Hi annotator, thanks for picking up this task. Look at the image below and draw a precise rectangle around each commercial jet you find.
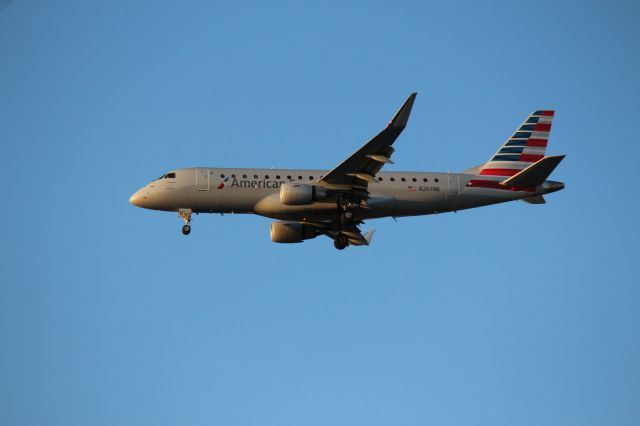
[129,93,565,249]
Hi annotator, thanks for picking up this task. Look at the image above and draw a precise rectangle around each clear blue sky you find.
[1,1,639,425]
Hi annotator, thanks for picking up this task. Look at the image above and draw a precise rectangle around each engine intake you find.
[279,182,326,206]
[270,221,318,243]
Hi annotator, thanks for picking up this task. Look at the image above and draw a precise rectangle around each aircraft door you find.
[447,173,460,199]
[195,168,210,191]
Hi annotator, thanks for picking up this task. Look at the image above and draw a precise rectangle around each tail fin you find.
[478,110,555,177]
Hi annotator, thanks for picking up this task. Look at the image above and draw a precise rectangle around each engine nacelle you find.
[270,221,318,243]
[279,182,326,206]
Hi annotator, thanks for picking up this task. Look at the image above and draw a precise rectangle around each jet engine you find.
[279,182,326,206]
[270,221,318,243]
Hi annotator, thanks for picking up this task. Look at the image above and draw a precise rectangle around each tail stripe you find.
[514,131,532,138]
[473,110,555,188]
[499,147,524,154]
[520,154,544,162]
[493,154,521,161]
[527,139,547,147]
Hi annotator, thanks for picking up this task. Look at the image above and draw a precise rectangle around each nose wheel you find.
[178,208,193,236]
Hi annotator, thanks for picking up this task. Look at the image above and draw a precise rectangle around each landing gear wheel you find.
[178,208,193,235]
[334,234,348,250]
[340,210,353,225]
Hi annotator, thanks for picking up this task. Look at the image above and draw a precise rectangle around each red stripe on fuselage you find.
[479,168,521,176]
[467,179,535,192]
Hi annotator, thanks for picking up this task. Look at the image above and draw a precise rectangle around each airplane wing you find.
[319,93,417,191]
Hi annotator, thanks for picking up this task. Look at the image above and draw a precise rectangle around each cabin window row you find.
[218,173,318,180]
[215,173,438,183]
[378,176,439,183]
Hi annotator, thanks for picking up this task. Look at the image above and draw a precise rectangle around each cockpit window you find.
[155,172,176,181]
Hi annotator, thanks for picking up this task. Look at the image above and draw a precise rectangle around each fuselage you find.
[129,167,564,221]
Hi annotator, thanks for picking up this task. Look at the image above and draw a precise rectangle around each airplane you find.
[129,93,565,250]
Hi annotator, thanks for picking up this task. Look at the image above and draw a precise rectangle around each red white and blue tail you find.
[478,110,555,177]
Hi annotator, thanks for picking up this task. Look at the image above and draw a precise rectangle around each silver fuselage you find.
[129,167,563,220]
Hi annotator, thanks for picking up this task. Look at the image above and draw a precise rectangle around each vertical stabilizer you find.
[478,110,555,177]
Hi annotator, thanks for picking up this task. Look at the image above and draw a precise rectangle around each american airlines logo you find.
[219,178,285,190]
[217,176,230,189]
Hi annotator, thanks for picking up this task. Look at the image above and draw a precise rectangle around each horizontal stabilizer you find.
[501,155,565,187]
[522,195,546,204]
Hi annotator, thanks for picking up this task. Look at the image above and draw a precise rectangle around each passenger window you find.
[287,175,291,180]
[220,174,225,178]
[423,178,428,182]
[309,176,314,180]
[412,177,416,182]
[401,177,406,182]
[298,176,303,180]
[390,177,395,182]
[254,174,258,179]
[231,174,236,178]
[242,174,247,178]
[435,178,439,182]
[265,175,270,179]
[276,175,280,179]
[378,177,383,181]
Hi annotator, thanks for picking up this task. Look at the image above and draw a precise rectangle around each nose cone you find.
[129,189,145,207]
[539,180,565,194]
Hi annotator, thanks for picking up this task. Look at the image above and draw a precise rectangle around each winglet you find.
[389,93,417,129]
[364,230,375,245]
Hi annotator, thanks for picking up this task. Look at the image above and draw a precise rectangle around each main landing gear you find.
[335,196,359,249]
[178,208,192,236]
[334,233,349,250]
[337,197,354,225]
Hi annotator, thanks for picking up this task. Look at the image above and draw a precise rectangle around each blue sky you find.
[1,1,639,425]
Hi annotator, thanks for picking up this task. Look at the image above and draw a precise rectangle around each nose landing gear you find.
[178,208,192,236]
